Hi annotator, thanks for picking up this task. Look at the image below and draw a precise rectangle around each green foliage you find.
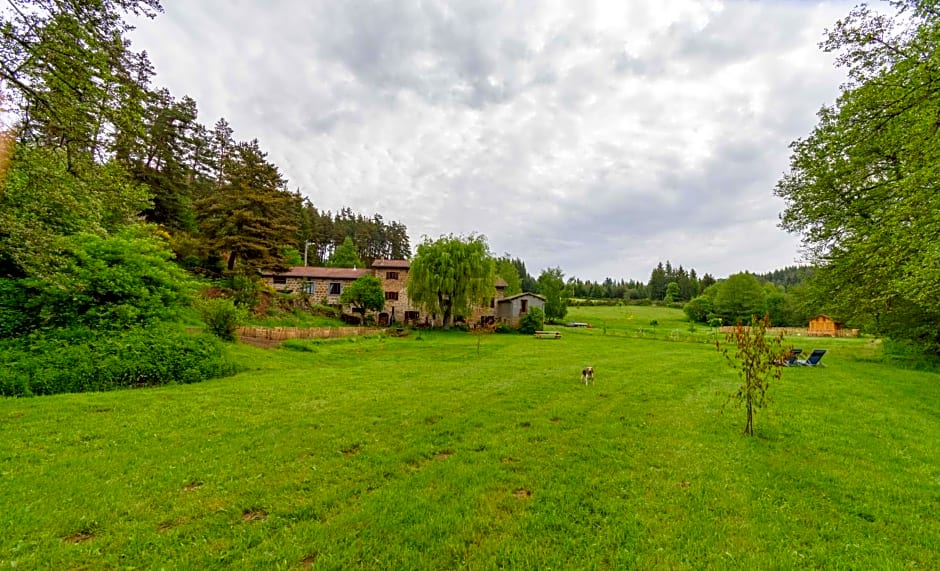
[298,206,410,266]
[537,267,569,322]
[518,306,545,334]
[227,273,262,309]
[281,247,303,266]
[0,230,195,335]
[195,140,300,273]
[716,314,789,436]
[327,236,365,268]
[0,0,160,166]
[664,281,679,303]
[713,272,767,325]
[0,145,151,278]
[0,326,235,397]
[683,296,714,323]
[775,2,940,354]
[340,275,385,317]
[195,298,246,341]
[494,257,523,296]
[408,234,496,329]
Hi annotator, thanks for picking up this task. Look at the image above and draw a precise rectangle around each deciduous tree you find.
[495,257,522,296]
[340,275,385,319]
[717,314,789,436]
[713,273,767,325]
[537,267,569,322]
[775,0,940,353]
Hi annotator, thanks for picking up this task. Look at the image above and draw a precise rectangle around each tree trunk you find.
[744,397,754,436]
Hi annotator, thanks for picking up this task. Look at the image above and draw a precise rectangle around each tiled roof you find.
[263,267,371,279]
[371,259,411,269]
[495,278,508,288]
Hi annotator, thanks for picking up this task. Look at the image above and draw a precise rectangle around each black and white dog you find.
[581,366,595,385]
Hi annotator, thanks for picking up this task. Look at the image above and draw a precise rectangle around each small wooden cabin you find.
[808,315,843,337]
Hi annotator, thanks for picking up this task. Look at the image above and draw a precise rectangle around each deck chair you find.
[796,349,826,367]
[782,348,802,366]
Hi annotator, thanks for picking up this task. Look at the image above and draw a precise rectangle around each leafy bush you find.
[684,296,714,323]
[494,323,514,334]
[518,307,545,334]
[0,326,237,397]
[196,297,246,341]
[0,230,196,336]
[227,273,262,308]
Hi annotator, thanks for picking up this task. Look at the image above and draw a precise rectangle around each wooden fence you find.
[718,326,860,338]
[236,326,376,341]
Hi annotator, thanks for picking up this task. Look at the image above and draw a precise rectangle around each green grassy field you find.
[1,307,938,569]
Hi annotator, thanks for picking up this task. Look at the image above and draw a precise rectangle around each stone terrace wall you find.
[237,326,376,341]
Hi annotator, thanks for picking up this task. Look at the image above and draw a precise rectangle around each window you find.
[302,280,316,294]
[386,271,399,280]
[329,282,341,295]
[385,291,399,301]
[490,298,495,308]
[404,311,419,321]
[273,276,287,285]
[520,299,528,314]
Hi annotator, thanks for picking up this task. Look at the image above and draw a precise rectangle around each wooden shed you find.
[808,315,843,337]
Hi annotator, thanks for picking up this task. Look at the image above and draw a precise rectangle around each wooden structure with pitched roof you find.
[808,315,844,337]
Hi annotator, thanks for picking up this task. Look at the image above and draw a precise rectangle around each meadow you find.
[1,306,937,569]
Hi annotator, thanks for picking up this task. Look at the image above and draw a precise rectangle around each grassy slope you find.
[1,307,938,569]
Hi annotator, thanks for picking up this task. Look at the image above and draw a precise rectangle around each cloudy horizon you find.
[129,0,857,283]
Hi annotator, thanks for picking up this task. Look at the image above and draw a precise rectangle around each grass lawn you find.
[1,308,938,569]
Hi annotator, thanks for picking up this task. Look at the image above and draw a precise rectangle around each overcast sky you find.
[129,0,856,282]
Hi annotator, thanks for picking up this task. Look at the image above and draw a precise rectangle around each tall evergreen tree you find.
[195,139,299,273]
[327,236,364,268]
[648,262,667,300]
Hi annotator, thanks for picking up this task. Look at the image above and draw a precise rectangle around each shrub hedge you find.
[0,326,238,397]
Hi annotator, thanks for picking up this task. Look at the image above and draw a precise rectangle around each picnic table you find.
[534,330,561,339]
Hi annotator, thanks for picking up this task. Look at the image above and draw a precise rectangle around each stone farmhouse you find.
[261,259,535,327]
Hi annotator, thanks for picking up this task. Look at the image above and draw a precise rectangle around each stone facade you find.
[261,260,509,326]
[262,267,370,307]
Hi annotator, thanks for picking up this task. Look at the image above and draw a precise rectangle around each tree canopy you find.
[776,1,940,353]
[327,236,365,268]
[408,235,495,329]
[537,267,569,322]
[495,257,523,296]
[340,275,385,319]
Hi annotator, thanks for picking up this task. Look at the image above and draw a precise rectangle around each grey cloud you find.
[128,0,852,281]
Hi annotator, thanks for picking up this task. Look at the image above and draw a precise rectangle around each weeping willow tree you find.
[408,234,495,329]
